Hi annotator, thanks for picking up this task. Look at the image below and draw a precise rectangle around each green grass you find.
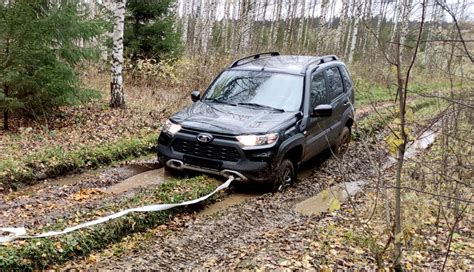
[0,133,158,190]
[0,175,221,270]
[354,74,452,107]
[355,97,441,138]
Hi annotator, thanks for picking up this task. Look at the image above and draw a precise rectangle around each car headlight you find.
[162,119,181,136]
[236,133,279,147]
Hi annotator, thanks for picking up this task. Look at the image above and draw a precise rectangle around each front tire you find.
[270,159,295,192]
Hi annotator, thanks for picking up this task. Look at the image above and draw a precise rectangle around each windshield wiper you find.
[237,102,285,112]
[203,98,236,106]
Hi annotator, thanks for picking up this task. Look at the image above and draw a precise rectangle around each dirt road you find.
[66,141,381,270]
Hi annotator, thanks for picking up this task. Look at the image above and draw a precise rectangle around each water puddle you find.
[294,180,365,216]
[295,129,438,216]
[405,129,437,159]
[199,193,258,216]
[105,168,172,194]
[384,129,437,168]
[48,172,97,186]
[37,164,152,187]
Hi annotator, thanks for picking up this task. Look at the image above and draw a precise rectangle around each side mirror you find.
[312,104,333,117]
[191,90,200,102]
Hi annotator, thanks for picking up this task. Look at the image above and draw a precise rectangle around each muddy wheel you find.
[270,159,295,192]
[333,126,351,156]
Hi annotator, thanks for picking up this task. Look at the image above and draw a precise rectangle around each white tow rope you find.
[0,176,234,244]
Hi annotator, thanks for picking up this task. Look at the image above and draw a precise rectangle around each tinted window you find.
[203,70,304,111]
[339,66,353,91]
[310,73,327,108]
[325,67,344,101]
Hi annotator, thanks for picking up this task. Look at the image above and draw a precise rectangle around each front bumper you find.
[157,129,277,182]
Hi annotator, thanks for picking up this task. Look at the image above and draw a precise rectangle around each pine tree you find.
[124,0,182,60]
[0,0,106,129]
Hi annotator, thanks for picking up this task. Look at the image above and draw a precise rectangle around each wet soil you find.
[65,120,441,270]
[0,157,164,229]
[2,103,439,269]
[67,141,380,270]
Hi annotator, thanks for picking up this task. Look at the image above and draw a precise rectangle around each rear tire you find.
[333,126,351,157]
[270,159,295,192]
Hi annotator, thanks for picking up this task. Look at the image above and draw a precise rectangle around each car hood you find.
[170,101,298,135]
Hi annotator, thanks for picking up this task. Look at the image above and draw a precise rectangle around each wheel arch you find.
[275,133,305,166]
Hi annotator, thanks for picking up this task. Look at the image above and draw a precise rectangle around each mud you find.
[2,104,441,269]
[198,193,258,216]
[106,168,171,194]
[64,138,375,270]
[0,157,162,228]
[294,180,364,216]
[63,117,442,270]
[295,127,437,217]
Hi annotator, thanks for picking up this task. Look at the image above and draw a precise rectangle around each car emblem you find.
[197,133,213,143]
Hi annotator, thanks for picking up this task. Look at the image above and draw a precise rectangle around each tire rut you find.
[83,142,377,270]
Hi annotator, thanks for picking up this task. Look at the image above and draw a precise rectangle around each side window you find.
[310,72,327,108]
[325,67,344,101]
[339,66,353,91]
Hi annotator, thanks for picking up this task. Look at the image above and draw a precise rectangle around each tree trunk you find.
[337,0,349,55]
[3,84,8,130]
[258,0,269,51]
[3,23,10,130]
[296,0,305,53]
[317,0,329,52]
[222,0,231,52]
[110,0,126,108]
[393,2,426,269]
[274,0,283,50]
[348,1,361,63]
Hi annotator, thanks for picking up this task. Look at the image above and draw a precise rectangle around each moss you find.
[0,176,221,270]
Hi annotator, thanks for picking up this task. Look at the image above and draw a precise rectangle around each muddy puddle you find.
[199,193,258,216]
[295,128,438,216]
[294,180,364,216]
[106,168,172,194]
[49,164,154,187]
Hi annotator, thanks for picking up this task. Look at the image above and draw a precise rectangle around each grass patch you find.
[0,175,222,270]
[0,132,157,190]
[354,97,442,138]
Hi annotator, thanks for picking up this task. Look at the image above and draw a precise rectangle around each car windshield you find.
[203,70,304,112]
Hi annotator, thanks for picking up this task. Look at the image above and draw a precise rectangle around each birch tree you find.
[110,0,126,108]
[348,1,361,63]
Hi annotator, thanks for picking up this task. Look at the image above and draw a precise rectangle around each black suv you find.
[157,52,355,191]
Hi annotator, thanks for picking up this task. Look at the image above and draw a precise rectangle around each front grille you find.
[183,155,223,170]
[172,139,241,162]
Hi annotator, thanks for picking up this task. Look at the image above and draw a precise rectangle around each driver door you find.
[303,71,332,161]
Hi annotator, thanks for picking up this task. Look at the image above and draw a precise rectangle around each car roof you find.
[228,55,344,75]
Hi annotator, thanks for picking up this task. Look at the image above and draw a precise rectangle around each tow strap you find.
[0,176,234,244]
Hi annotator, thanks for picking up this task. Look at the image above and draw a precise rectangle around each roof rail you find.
[301,55,339,73]
[229,52,280,68]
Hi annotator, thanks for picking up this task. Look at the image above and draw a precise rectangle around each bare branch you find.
[435,0,474,62]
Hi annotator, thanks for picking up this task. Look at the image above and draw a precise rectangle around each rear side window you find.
[310,72,327,108]
[339,66,353,91]
[325,67,344,101]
